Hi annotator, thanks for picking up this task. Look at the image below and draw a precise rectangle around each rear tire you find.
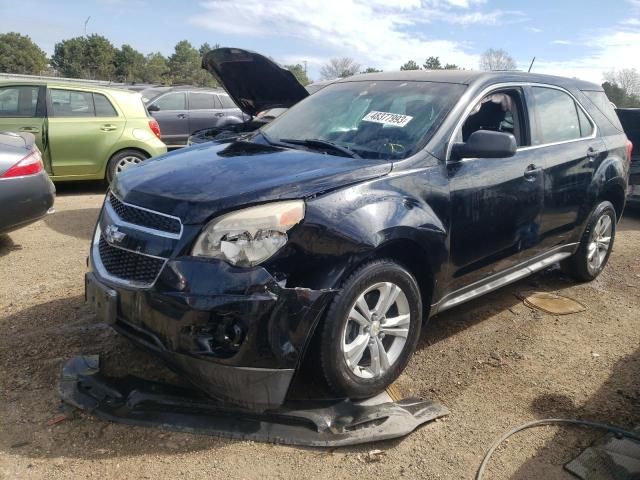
[106,149,148,184]
[561,201,616,282]
[318,259,422,399]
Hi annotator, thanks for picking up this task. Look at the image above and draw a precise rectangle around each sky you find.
[1,0,639,83]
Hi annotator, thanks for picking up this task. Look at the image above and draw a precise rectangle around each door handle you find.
[177,113,187,119]
[100,124,118,132]
[214,112,224,117]
[18,126,39,133]
[524,164,542,181]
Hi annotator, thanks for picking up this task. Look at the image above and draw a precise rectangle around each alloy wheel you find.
[587,213,612,274]
[341,281,411,379]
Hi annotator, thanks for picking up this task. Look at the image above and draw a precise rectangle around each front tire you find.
[319,259,422,399]
[562,201,616,281]
[106,149,148,184]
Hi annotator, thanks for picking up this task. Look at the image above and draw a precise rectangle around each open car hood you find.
[202,48,309,117]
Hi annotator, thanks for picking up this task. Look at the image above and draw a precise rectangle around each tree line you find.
[0,32,219,87]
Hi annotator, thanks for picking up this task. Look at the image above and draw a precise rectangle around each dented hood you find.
[201,48,309,117]
[112,141,391,224]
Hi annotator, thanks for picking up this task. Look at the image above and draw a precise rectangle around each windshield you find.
[261,80,466,160]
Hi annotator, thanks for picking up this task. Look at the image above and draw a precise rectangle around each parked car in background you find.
[616,108,639,207]
[87,69,630,410]
[0,81,167,183]
[142,86,249,147]
[188,48,311,145]
[0,132,55,234]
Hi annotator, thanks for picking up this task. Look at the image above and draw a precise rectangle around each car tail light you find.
[149,119,161,140]
[626,139,633,163]
[1,149,44,178]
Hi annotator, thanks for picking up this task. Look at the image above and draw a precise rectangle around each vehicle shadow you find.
[0,295,231,461]
[44,208,101,241]
[505,347,640,479]
[0,234,21,258]
[54,180,106,197]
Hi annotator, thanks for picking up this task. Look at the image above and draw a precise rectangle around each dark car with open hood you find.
[187,48,324,145]
[86,63,631,410]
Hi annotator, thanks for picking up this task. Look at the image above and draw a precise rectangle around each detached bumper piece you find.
[60,356,448,447]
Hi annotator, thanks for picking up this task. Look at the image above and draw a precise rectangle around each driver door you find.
[446,86,545,292]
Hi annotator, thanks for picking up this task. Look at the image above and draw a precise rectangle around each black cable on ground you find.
[476,418,640,480]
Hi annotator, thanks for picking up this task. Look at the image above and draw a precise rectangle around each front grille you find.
[98,237,165,285]
[109,193,181,234]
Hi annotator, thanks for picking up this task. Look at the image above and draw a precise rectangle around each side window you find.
[577,105,594,137]
[461,89,528,147]
[532,87,590,144]
[0,85,40,117]
[151,92,186,111]
[219,95,237,109]
[50,89,94,117]
[189,92,217,110]
[93,93,117,117]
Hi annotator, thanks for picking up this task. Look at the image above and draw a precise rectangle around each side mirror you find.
[451,130,517,160]
[147,104,160,112]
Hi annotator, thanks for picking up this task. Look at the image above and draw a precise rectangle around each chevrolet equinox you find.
[86,51,632,410]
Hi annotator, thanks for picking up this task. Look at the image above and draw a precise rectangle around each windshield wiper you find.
[279,138,361,159]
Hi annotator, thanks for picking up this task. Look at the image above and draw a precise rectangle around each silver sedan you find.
[0,132,55,234]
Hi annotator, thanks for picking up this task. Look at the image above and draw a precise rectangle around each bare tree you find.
[479,48,517,71]
[320,57,361,80]
[604,68,640,98]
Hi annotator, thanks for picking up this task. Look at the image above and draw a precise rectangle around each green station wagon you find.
[0,81,167,182]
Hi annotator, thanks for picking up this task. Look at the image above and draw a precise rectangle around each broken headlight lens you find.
[191,200,305,267]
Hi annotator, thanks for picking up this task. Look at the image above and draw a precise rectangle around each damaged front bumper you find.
[86,257,335,410]
[60,355,449,447]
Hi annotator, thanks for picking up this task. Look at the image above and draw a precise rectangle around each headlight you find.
[191,200,305,267]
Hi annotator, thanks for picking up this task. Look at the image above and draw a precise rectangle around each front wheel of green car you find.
[106,149,148,184]
[319,259,422,399]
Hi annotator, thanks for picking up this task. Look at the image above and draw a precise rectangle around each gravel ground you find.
[1,183,639,479]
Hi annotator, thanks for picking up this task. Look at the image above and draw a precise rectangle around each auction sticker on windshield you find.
[362,111,413,127]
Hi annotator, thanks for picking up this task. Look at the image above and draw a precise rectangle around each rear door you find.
[47,88,125,177]
[529,86,603,250]
[0,84,50,172]
[187,91,226,134]
[219,93,245,120]
[147,91,188,145]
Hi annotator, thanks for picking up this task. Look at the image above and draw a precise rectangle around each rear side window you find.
[582,90,624,131]
[219,95,237,109]
[94,93,117,117]
[0,85,40,117]
[151,92,186,111]
[50,89,94,117]
[532,87,593,145]
[190,92,221,110]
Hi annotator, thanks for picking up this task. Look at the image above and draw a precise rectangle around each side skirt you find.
[430,243,578,316]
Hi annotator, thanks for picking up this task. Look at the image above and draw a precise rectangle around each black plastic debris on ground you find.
[59,355,448,447]
[565,428,640,480]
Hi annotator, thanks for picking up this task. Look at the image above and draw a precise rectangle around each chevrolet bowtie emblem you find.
[104,224,126,244]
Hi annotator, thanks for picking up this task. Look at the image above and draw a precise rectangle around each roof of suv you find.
[336,70,602,90]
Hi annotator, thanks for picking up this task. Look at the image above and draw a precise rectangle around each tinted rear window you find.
[582,90,624,131]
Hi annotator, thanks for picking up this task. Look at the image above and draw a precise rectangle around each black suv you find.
[86,64,631,410]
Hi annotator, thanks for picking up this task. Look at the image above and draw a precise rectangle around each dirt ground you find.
[0,183,638,479]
